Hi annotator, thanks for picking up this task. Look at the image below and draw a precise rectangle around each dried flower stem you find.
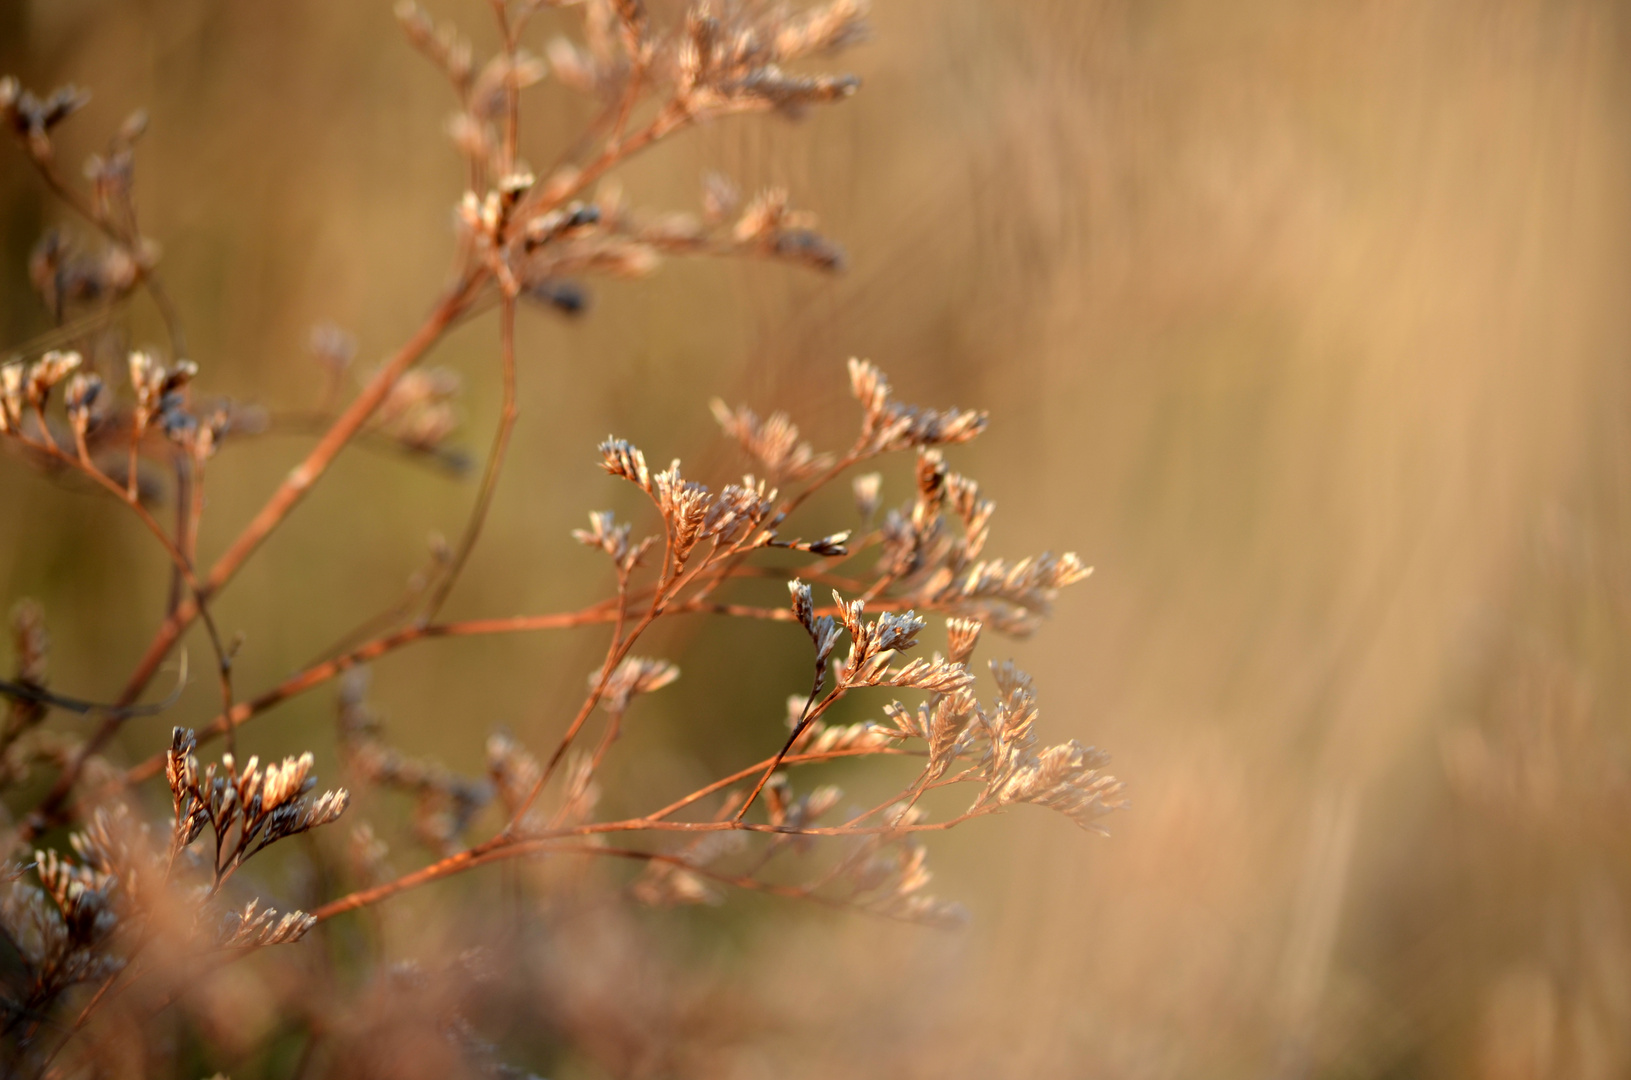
[19,278,486,842]
[735,682,849,819]
[113,589,917,798]
[553,564,642,829]
[14,142,187,357]
[512,544,676,825]
[308,746,923,923]
[0,11,1126,1064]
[12,426,237,731]
[311,809,992,924]
[57,35,727,824]
[199,274,482,612]
[446,842,938,924]
[421,294,519,620]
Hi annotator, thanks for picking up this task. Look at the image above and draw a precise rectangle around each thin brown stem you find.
[125,424,140,502]
[202,274,482,603]
[308,745,921,923]
[735,683,847,821]
[112,590,905,792]
[309,801,989,924]
[20,279,483,842]
[513,561,667,824]
[421,293,519,620]
[169,454,189,617]
[121,604,620,783]
[553,565,637,826]
[20,429,243,768]
[492,0,520,177]
[646,746,912,823]
[514,104,687,229]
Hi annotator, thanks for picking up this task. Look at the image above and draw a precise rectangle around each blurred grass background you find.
[5,0,1631,1076]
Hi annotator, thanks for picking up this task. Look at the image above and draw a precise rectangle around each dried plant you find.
[0,1,1121,1074]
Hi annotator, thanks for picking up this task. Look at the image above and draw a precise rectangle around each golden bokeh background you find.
[5,1,1631,1076]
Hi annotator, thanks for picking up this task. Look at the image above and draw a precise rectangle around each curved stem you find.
[309,746,954,923]
[112,591,916,793]
[735,683,848,821]
[202,274,483,603]
[421,293,519,620]
[19,433,236,734]
[19,280,484,843]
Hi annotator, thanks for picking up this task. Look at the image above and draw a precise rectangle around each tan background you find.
[5,1,1631,1076]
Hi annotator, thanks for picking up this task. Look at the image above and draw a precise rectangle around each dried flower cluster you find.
[0,1,1121,1074]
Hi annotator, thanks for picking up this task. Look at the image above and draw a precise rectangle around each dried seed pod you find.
[599,656,681,714]
[710,399,833,482]
[25,350,80,408]
[599,437,651,490]
[64,372,103,438]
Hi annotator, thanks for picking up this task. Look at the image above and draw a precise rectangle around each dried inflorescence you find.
[0,1,1122,1073]
[600,656,681,716]
[407,0,865,310]
[0,738,349,1055]
[711,398,834,483]
[166,727,350,892]
[29,231,140,319]
[0,858,124,1033]
[522,359,1118,928]
[0,77,90,157]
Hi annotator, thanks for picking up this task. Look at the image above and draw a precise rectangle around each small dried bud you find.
[651,460,711,562]
[26,350,81,407]
[128,349,193,435]
[702,172,740,223]
[853,472,881,521]
[804,531,851,557]
[499,169,536,201]
[118,108,148,143]
[888,656,974,694]
[600,656,681,714]
[945,617,983,666]
[789,579,815,633]
[522,201,600,249]
[224,899,318,947]
[848,357,889,418]
[128,349,159,399]
[599,437,651,491]
[526,279,589,315]
[734,187,789,243]
[65,372,103,438]
[259,753,315,811]
[871,610,925,654]
[915,448,947,503]
[710,400,833,481]
[573,510,632,563]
